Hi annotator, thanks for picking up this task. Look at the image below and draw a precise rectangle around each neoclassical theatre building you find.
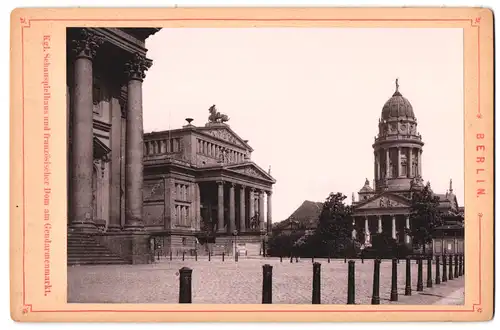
[351,81,463,254]
[66,28,274,265]
[143,110,275,256]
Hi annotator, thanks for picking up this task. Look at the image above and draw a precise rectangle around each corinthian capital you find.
[125,53,152,82]
[72,29,104,60]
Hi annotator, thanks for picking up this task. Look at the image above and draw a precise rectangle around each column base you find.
[124,219,145,232]
[69,222,98,233]
[106,224,122,232]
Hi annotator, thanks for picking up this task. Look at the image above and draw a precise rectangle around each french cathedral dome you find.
[381,80,415,120]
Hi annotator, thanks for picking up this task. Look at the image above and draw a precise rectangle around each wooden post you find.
[448,255,453,280]
[442,254,447,282]
[454,255,459,278]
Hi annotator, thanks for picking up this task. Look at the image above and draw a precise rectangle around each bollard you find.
[328,255,331,263]
[347,260,355,304]
[442,254,447,282]
[179,267,192,303]
[361,256,364,264]
[235,251,239,262]
[405,257,412,296]
[390,258,398,301]
[417,258,424,291]
[208,251,211,262]
[462,254,465,275]
[177,250,179,256]
[290,255,293,263]
[157,250,160,261]
[280,256,283,263]
[195,251,198,261]
[222,252,225,262]
[182,251,185,261]
[262,264,273,304]
[435,255,441,284]
[397,258,400,264]
[344,257,347,263]
[170,251,172,261]
[458,255,463,276]
[312,262,321,304]
[312,256,315,264]
[448,255,453,280]
[295,256,298,263]
[371,259,381,304]
[426,256,433,288]
[454,255,459,278]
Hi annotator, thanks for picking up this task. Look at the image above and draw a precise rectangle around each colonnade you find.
[353,214,411,245]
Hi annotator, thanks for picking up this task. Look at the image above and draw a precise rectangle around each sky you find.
[142,28,464,223]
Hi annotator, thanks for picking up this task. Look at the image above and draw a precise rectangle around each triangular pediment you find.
[225,162,276,183]
[198,124,253,151]
[355,192,410,210]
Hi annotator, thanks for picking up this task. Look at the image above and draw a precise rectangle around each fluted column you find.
[239,186,246,232]
[69,29,103,232]
[405,215,411,244]
[249,188,255,229]
[217,181,225,232]
[195,183,201,230]
[124,53,152,231]
[397,147,402,177]
[386,148,391,178]
[377,215,382,233]
[229,183,236,233]
[266,191,273,233]
[259,190,265,232]
[376,151,381,181]
[392,215,397,240]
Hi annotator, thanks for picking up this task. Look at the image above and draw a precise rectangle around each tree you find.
[408,182,443,255]
[315,192,354,256]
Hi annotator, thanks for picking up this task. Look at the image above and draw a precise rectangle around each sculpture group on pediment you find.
[208,129,242,147]
[379,196,394,208]
[208,105,230,124]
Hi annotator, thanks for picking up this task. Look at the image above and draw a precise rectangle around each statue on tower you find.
[208,104,230,124]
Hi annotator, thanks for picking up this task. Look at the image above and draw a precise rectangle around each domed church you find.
[351,80,463,254]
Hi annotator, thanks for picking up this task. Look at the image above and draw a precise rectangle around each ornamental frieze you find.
[206,129,244,147]
[231,166,268,180]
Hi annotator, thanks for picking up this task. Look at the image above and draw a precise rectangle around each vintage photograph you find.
[65,26,466,305]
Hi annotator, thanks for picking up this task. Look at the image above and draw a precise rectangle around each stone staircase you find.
[68,233,129,266]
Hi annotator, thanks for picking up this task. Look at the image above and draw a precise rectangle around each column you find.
[364,216,370,244]
[229,183,236,233]
[397,147,402,177]
[376,151,381,181]
[405,215,411,244]
[407,148,412,178]
[377,215,382,233]
[195,183,201,230]
[108,97,122,231]
[217,181,225,232]
[386,148,391,178]
[352,218,357,239]
[124,53,152,231]
[266,191,273,233]
[392,215,397,239]
[418,149,422,177]
[259,190,265,232]
[69,29,103,232]
[249,188,255,229]
[239,186,246,232]
[373,151,378,182]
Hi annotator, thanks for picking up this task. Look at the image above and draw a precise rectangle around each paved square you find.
[68,257,464,305]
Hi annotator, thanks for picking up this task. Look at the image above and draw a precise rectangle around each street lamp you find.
[232,230,238,261]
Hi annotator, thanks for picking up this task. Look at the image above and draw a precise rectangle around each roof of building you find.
[381,80,415,120]
[359,178,374,193]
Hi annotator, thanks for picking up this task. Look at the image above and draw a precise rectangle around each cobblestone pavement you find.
[68,257,465,305]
